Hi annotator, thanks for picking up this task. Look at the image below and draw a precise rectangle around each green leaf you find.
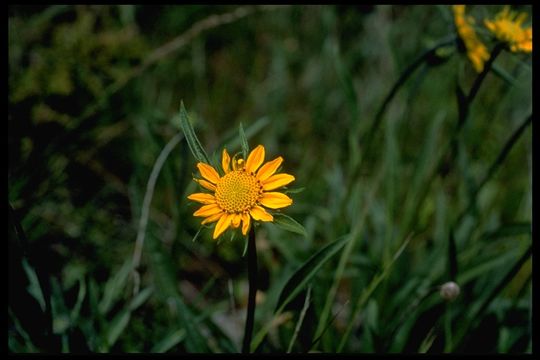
[146,233,209,352]
[287,285,312,353]
[192,226,204,243]
[98,258,132,315]
[174,298,209,353]
[337,235,411,351]
[481,222,531,240]
[21,258,46,312]
[492,64,518,87]
[239,122,249,159]
[275,235,349,313]
[251,236,349,351]
[284,187,305,194]
[106,310,130,349]
[272,213,307,237]
[106,286,153,349]
[151,329,186,353]
[178,101,210,164]
[69,276,86,324]
[129,286,153,311]
[418,327,437,353]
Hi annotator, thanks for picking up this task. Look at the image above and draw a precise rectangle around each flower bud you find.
[440,281,460,301]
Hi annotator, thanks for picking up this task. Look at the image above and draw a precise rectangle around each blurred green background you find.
[8,5,532,353]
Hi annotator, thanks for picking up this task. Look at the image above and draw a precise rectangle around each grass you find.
[8,5,532,353]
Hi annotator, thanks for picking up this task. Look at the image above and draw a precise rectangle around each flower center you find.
[215,170,262,213]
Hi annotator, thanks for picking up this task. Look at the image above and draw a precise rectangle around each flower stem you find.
[242,226,258,353]
[366,36,456,149]
[457,42,504,132]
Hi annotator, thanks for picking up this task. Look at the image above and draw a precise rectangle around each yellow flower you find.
[484,6,532,53]
[453,5,490,73]
[188,145,295,239]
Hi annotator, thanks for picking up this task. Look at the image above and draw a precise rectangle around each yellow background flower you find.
[453,5,490,73]
[188,145,295,239]
[484,6,532,53]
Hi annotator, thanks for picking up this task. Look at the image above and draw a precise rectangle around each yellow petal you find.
[193,204,221,217]
[262,173,295,191]
[250,205,273,222]
[195,178,216,191]
[213,213,233,239]
[201,212,225,225]
[232,213,242,228]
[222,148,230,174]
[260,192,293,209]
[241,213,250,235]
[245,145,265,174]
[197,162,220,184]
[187,193,216,204]
[256,156,283,182]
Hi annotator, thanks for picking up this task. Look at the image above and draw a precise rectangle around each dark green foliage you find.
[8,5,531,353]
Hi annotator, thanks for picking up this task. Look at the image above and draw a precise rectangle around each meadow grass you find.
[8,5,532,353]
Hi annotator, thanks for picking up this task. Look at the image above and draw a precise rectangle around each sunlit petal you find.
[256,156,283,182]
[245,145,265,174]
[260,192,293,209]
[187,193,216,205]
[262,173,295,191]
[249,205,273,222]
[197,162,221,184]
[213,213,233,239]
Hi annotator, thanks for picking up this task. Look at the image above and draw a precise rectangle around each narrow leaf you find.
[252,236,349,351]
[239,122,249,159]
[146,233,209,352]
[151,329,186,353]
[337,235,411,351]
[179,101,210,164]
[273,213,307,237]
[284,187,305,194]
[22,259,46,312]
[287,286,312,353]
[275,235,349,313]
[107,310,131,348]
[492,64,518,87]
[98,258,132,315]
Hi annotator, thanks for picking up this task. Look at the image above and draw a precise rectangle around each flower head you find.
[453,5,490,73]
[188,145,295,239]
[484,6,532,53]
[440,281,461,301]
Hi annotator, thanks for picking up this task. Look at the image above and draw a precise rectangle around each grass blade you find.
[98,259,133,315]
[287,285,312,353]
[151,329,186,353]
[251,235,350,352]
[337,235,411,352]
[275,235,350,314]
[239,122,249,159]
[178,101,210,164]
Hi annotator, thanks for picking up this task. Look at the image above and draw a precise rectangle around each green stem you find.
[465,43,505,107]
[445,43,504,283]
[242,226,258,353]
[453,114,532,227]
[347,36,456,188]
[455,43,504,135]
[444,303,453,353]
[368,36,456,143]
